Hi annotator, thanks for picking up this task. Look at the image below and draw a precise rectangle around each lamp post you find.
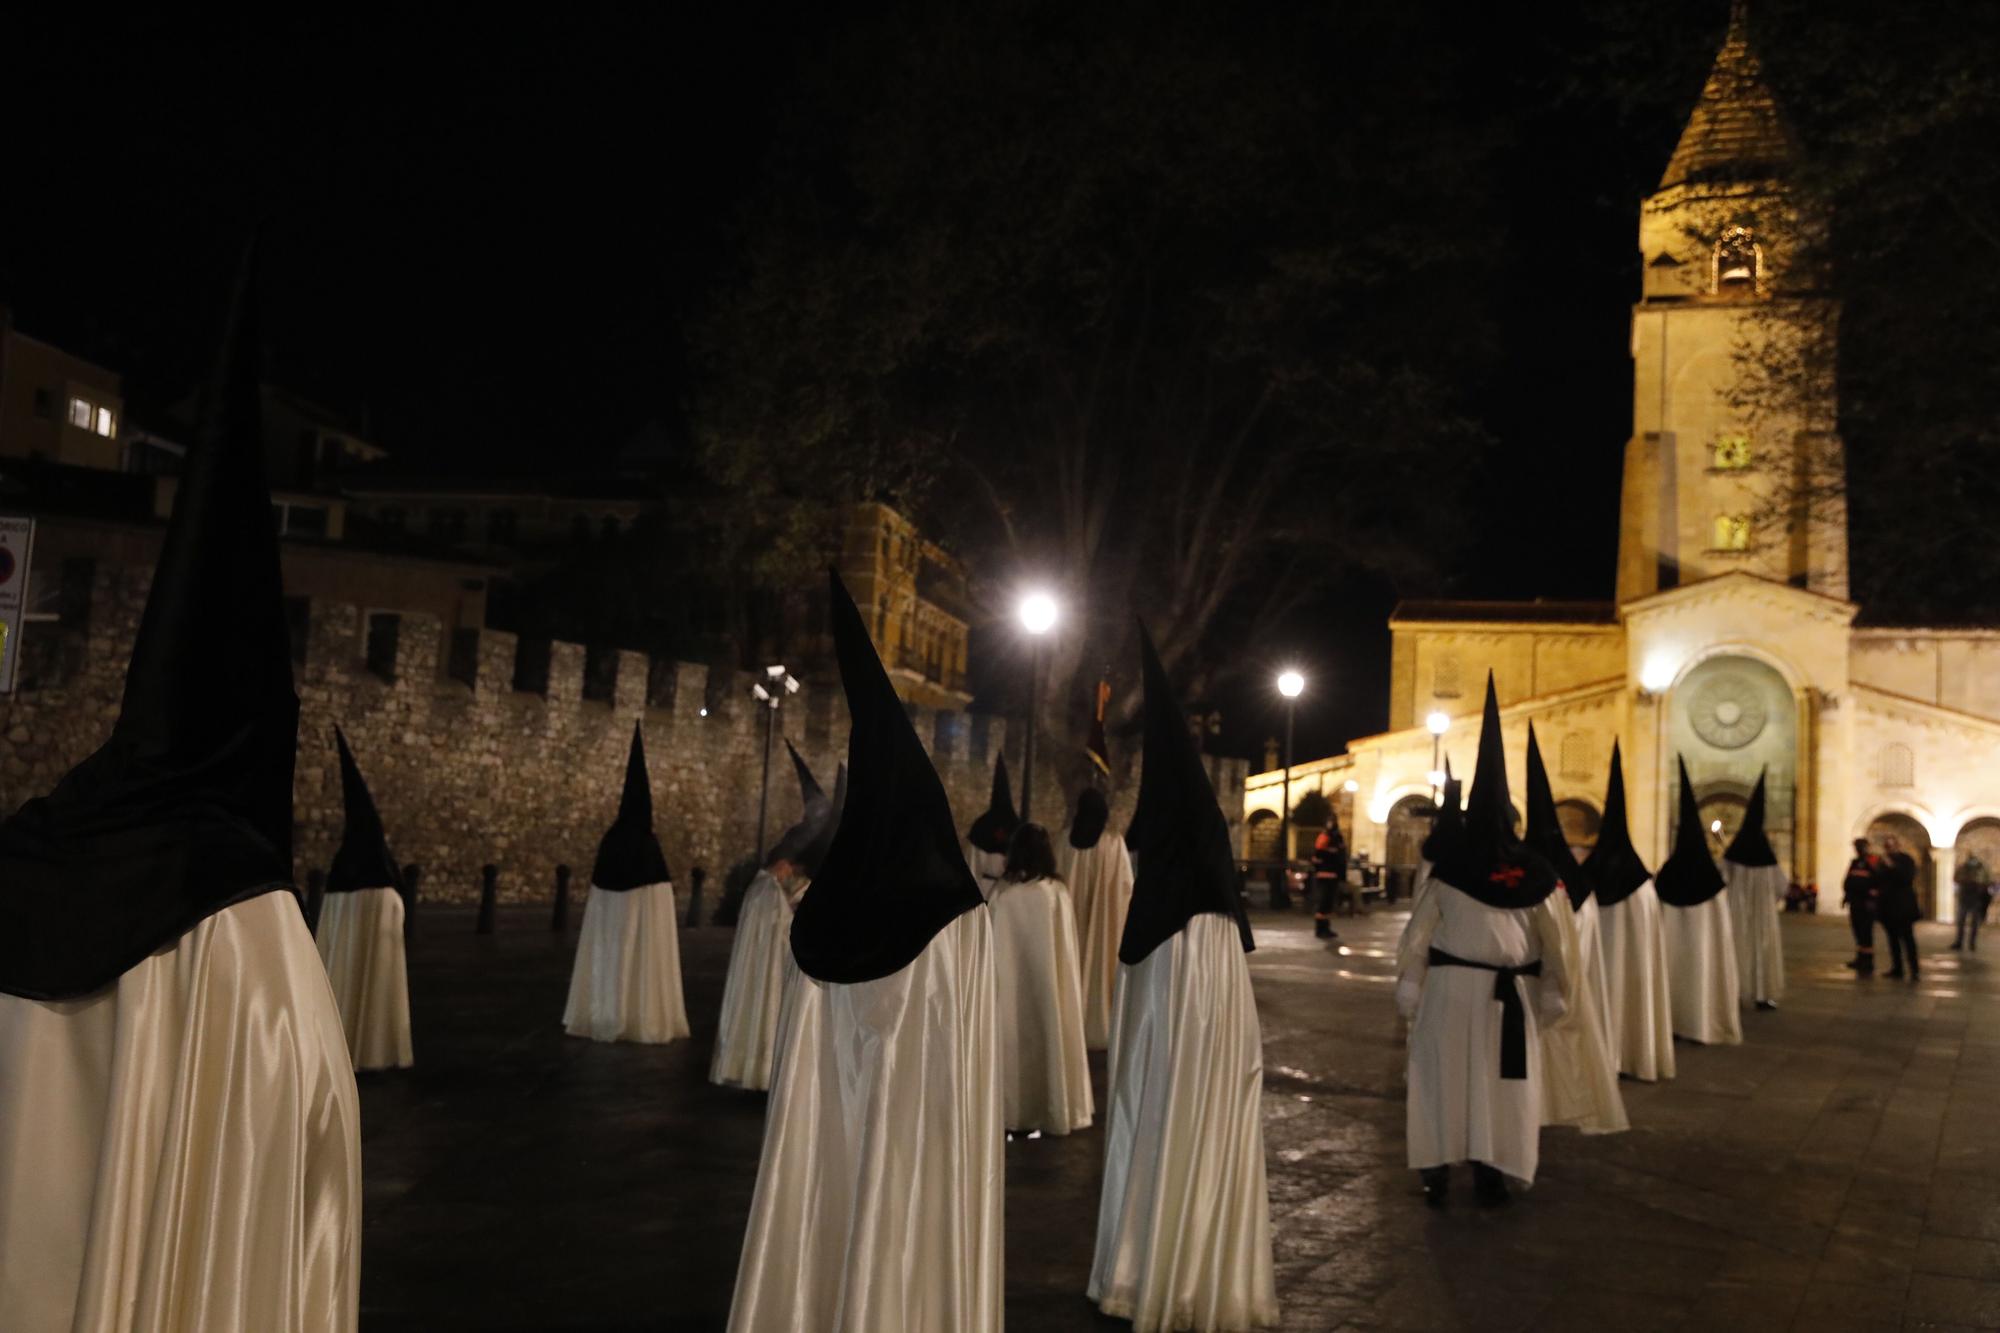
[1016,591,1058,821]
[1277,670,1305,878]
[1426,709,1450,801]
[750,664,801,862]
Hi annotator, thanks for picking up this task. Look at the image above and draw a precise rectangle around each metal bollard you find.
[477,864,498,935]
[304,868,327,937]
[401,863,422,940]
[551,863,572,932]
[685,864,707,928]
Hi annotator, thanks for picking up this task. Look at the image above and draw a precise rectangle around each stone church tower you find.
[1617,2,1848,605]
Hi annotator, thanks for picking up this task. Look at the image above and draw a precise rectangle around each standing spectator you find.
[1954,850,1992,951]
[1841,838,1880,976]
[1877,835,1922,981]
[1312,817,1349,939]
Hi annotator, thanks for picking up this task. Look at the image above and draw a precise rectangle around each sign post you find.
[0,516,36,694]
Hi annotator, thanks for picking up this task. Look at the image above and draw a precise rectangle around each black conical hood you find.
[1430,675,1557,909]
[1654,755,1725,907]
[327,727,400,893]
[966,752,1019,854]
[786,739,826,809]
[768,741,832,869]
[592,723,670,890]
[1068,787,1110,850]
[1421,757,1461,863]
[1725,768,1779,868]
[791,570,982,983]
[1118,622,1251,964]
[1525,726,1593,911]
[0,240,301,1001]
[1584,741,1651,906]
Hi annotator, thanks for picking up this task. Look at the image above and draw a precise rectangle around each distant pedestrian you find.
[1954,851,1991,951]
[1312,817,1349,939]
[1842,838,1880,976]
[1877,835,1922,980]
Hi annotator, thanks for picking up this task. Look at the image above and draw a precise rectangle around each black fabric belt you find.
[1428,946,1542,1080]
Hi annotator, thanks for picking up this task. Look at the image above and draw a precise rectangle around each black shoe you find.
[1755,999,1778,1011]
[1952,941,1963,950]
[1420,1167,1449,1207]
[1472,1163,1510,1206]
[1314,919,1336,940]
[1843,957,1864,970]
[1885,968,1905,979]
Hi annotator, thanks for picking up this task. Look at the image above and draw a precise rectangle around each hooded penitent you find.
[1069,787,1111,851]
[791,569,984,984]
[592,723,671,891]
[1653,757,1726,907]
[327,728,401,894]
[1584,742,1652,907]
[967,752,1019,856]
[1428,676,1558,911]
[0,244,300,1002]
[1524,726,1593,911]
[767,741,831,870]
[1725,770,1778,868]
[1117,622,1252,964]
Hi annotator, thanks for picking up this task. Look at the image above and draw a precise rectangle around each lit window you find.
[70,397,93,429]
[1713,514,1751,551]
[1712,432,1752,470]
[94,406,113,437]
[1716,226,1757,289]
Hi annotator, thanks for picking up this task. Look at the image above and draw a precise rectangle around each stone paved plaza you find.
[356,902,2000,1331]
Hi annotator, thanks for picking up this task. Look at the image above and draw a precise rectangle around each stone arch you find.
[1554,798,1601,852]
[1384,794,1439,876]
[1862,808,1937,920]
[1953,817,2000,887]
[1245,808,1281,864]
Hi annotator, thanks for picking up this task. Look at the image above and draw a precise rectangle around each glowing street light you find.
[752,663,801,863]
[1016,590,1059,820]
[1426,710,1450,736]
[1277,669,1305,699]
[1018,591,1059,636]
[1640,657,1676,695]
[1277,669,1308,894]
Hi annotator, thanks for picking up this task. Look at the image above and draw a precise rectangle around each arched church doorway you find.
[1955,818,2000,878]
[1385,794,1439,904]
[1245,809,1280,864]
[1866,812,1935,921]
[1555,799,1600,855]
[1668,654,1797,872]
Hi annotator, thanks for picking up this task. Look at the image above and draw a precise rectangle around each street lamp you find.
[1017,591,1058,821]
[1426,709,1449,799]
[1277,669,1305,886]
[751,663,801,863]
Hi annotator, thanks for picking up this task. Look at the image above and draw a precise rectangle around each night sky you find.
[4,6,1731,762]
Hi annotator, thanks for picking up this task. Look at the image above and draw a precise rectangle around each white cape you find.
[1090,913,1277,1332]
[709,870,795,1090]
[1662,891,1743,1045]
[1596,882,1678,1081]
[1725,860,1786,1005]
[562,880,690,1043]
[1540,895,1629,1135]
[727,908,1002,1332]
[314,884,413,1070]
[1056,834,1135,1050]
[0,891,362,1333]
[989,876,1093,1134]
[1398,882,1573,1184]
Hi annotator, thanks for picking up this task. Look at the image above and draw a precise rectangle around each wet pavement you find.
[358,902,2000,1331]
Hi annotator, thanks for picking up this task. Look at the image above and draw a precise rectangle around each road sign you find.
[0,516,36,693]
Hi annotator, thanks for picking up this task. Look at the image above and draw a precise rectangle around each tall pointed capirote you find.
[1117,621,1251,964]
[1420,757,1462,864]
[1653,756,1726,907]
[791,569,982,984]
[966,751,1019,854]
[1584,741,1651,906]
[1429,674,1557,909]
[0,239,301,1001]
[786,739,826,811]
[327,727,401,893]
[1724,768,1779,868]
[1524,724,1594,911]
[1068,786,1111,851]
[591,722,671,891]
[768,741,832,869]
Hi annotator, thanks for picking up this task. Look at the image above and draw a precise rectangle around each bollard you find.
[304,868,327,938]
[685,864,707,928]
[401,863,422,940]
[477,864,498,935]
[551,863,572,932]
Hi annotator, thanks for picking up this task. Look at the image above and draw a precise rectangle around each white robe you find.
[1726,860,1786,1006]
[1662,891,1743,1045]
[709,870,796,1090]
[989,876,1093,1134]
[1056,834,1135,1050]
[314,884,413,1071]
[562,880,690,1043]
[1596,881,1678,1081]
[0,891,362,1333]
[1539,895,1629,1135]
[1090,913,1277,1332]
[1398,883,1573,1184]
[727,908,1002,1333]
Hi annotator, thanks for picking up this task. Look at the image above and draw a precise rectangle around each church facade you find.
[1245,12,2000,919]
